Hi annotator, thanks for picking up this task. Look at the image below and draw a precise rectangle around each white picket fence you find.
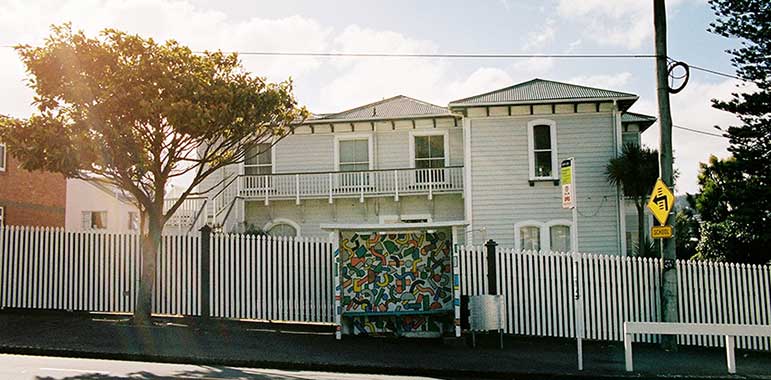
[2,225,769,350]
[209,233,334,323]
[0,226,333,323]
[458,246,771,350]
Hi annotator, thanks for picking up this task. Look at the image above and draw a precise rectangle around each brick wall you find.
[0,149,66,227]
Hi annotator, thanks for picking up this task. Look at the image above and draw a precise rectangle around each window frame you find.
[242,143,275,176]
[82,210,108,230]
[545,219,573,253]
[409,130,450,169]
[128,211,139,231]
[515,219,574,252]
[527,119,558,181]
[514,220,543,252]
[0,206,4,227]
[263,218,301,237]
[334,133,374,172]
[0,142,6,172]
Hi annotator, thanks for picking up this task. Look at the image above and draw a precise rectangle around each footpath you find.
[1,311,770,379]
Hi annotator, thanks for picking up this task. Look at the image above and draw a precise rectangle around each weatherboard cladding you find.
[449,79,637,106]
[314,95,452,122]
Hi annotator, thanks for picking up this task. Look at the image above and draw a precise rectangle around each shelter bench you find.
[624,322,771,374]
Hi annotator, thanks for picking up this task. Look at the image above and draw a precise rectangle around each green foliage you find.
[0,23,308,223]
[674,196,700,260]
[696,1,771,264]
[607,143,659,256]
[0,24,308,320]
[693,156,770,263]
[243,224,268,237]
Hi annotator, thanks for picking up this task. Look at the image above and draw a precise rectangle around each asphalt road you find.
[0,354,443,380]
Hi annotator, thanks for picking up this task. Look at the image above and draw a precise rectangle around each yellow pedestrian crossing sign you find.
[647,178,675,225]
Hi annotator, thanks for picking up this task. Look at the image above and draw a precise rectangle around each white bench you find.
[624,322,771,374]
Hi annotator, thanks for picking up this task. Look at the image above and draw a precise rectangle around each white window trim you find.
[527,119,558,180]
[241,143,276,175]
[0,142,6,172]
[83,210,108,230]
[514,220,544,252]
[515,219,574,252]
[263,218,301,237]
[408,130,450,168]
[0,205,4,227]
[334,133,374,172]
[545,219,574,253]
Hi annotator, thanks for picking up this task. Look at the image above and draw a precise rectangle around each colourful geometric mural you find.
[339,230,453,314]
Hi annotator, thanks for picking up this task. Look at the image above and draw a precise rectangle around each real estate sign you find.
[561,159,574,209]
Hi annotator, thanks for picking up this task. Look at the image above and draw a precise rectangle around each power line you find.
[0,44,746,81]
[688,64,744,81]
[673,124,727,138]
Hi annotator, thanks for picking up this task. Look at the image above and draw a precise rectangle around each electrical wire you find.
[673,124,727,138]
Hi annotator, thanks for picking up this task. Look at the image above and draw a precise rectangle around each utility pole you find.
[653,0,678,351]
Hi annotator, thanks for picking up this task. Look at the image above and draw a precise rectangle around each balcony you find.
[238,166,464,204]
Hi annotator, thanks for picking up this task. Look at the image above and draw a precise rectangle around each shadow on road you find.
[36,365,310,380]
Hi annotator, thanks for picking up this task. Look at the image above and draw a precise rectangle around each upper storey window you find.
[527,120,558,180]
[244,143,273,175]
[337,138,370,172]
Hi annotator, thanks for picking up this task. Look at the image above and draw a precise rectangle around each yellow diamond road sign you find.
[647,178,675,225]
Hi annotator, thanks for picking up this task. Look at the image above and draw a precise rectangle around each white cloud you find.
[0,0,332,118]
[445,68,514,102]
[556,0,692,50]
[568,72,633,90]
[522,18,557,51]
[639,79,738,194]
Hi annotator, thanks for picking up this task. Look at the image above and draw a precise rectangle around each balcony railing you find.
[238,166,464,204]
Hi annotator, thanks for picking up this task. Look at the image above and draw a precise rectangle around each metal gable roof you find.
[308,95,453,123]
[622,111,656,132]
[448,78,638,106]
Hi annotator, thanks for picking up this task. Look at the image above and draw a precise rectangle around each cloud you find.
[0,0,332,118]
[639,79,739,194]
[522,18,557,51]
[556,0,692,50]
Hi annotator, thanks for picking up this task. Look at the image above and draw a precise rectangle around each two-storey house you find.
[204,79,654,256]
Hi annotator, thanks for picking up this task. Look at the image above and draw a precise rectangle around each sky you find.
[0,0,747,194]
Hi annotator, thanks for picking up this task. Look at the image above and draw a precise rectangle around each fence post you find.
[485,239,498,295]
[199,225,212,319]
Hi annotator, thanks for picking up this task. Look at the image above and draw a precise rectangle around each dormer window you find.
[527,119,558,180]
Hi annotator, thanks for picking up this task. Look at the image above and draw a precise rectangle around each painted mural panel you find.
[340,230,453,314]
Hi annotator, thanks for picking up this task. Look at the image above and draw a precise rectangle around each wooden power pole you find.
[653,0,679,351]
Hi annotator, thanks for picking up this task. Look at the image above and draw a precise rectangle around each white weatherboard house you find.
[202,79,654,256]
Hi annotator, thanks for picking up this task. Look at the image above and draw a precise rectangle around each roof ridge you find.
[323,95,405,119]
[396,95,449,111]
[448,78,638,105]
[449,78,541,104]
[532,78,637,97]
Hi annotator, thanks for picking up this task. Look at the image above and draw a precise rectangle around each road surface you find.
[0,353,443,380]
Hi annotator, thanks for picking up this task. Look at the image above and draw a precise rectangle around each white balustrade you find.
[237,166,464,202]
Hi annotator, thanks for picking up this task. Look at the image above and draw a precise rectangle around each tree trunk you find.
[133,216,163,324]
[636,200,645,257]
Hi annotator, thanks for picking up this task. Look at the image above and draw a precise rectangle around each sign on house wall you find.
[561,159,575,209]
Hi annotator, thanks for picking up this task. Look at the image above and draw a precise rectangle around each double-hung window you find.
[516,220,573,252]
[412,132,447,184]
[82,211,108,230]
[128,212,139,231]
[528,120,557,180]
[0,143,6,172]
[337,137,371,187]
[244,143,273,189]
[549,224,572,252]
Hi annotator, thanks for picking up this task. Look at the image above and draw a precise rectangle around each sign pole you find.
[561,157,582,370]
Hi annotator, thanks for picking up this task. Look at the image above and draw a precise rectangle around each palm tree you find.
[607,143,660,256]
